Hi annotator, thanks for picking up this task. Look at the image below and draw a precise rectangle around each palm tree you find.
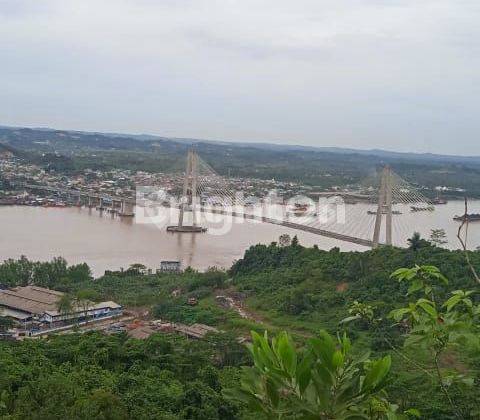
[407,232,427,251]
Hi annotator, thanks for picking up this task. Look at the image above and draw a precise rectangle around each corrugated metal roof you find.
[94,301,122,310]
[44,301,122,316]
[174,323,219,338]
[0,286,63,315]
[0,286,122,320]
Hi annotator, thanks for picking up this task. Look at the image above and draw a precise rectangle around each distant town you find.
[0,152,343,208]
[0,152,467,210]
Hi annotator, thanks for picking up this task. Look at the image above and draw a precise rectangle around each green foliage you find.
[0,316,14,332]
[340,301,376,327]
[5,126,480,195]
[2,247,480,418]
[56,293,74,317]
[430,229,448,246]
[389,266,479,416]
[0,332,241,419]
[153,299,226,326]
[226,330,398,419]
[406,232,431,251]
[343,265,480,418]
[188,268,228,291]
[231,243,480,330]
[0,256,91,289]
[230,244,480,417]
[390,265,448,297]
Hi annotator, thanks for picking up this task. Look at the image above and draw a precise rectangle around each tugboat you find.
[453,213,480,222]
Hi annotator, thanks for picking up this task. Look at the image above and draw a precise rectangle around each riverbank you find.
[1,205,365,276]
[1,202,479,276]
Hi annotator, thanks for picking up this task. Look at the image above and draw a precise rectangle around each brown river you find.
[1,202,479,277]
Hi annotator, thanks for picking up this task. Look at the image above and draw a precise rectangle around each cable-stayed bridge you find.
[150,150,436,248]
[16,150,437,248]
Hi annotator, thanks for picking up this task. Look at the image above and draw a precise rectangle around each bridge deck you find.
[17,183,375,247]
[196,207,374,247]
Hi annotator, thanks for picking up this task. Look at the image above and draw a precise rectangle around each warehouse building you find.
[0,285,122,328]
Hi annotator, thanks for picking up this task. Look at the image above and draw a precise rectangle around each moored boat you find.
[367,210,402,215]
[410,206,435,212]
[453,213,480,222]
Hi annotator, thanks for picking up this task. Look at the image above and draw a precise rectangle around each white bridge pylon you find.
[15,151,435,248]
[167,150,207,233]
[169,150,435,248]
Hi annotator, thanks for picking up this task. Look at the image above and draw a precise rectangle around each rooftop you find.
[0,286,122,318]
[0,286,64,315]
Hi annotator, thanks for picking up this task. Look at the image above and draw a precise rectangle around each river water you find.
[0,202,479,277]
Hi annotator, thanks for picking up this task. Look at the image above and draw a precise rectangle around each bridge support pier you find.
[119,200,135,217]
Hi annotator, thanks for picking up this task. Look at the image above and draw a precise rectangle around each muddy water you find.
[0,202,479,277]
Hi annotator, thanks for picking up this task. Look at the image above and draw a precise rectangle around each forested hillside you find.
[0,241,479,418]
[2,126,480,194]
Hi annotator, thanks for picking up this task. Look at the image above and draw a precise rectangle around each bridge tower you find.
[167,150,206,233]
[372,166,393,248]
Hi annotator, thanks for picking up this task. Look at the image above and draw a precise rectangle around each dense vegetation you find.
[0,239,479,418]
[0,331,248,419]
[2,126,480,195]
[229,241,480,418]
[230,242,480,333]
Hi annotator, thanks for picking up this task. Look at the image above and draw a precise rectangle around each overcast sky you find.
[1,1,479,155]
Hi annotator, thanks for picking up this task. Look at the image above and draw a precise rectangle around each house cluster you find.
[1,155,316,207]
[0,285,122,337]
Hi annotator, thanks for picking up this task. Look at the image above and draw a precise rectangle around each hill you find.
[0,242,479,417]
[2,125,480,195]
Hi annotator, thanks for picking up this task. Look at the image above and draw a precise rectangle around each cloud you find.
[0,0,479,154]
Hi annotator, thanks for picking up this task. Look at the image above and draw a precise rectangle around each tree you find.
[0,316,14,332]
[388,265,479,418]
[407,232,430,251]
[205,332,249,367]
[291,235,299,247]
[278,234,291,247]
[73,389,128,419]
[67,263,92,283]
[430,229,448,246]
[225,330,397,419]
[75,289,98,324]
[128,263,147,274]
[56,294,74,323]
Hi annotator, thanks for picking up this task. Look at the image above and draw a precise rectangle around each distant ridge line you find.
[1,124,479,162]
